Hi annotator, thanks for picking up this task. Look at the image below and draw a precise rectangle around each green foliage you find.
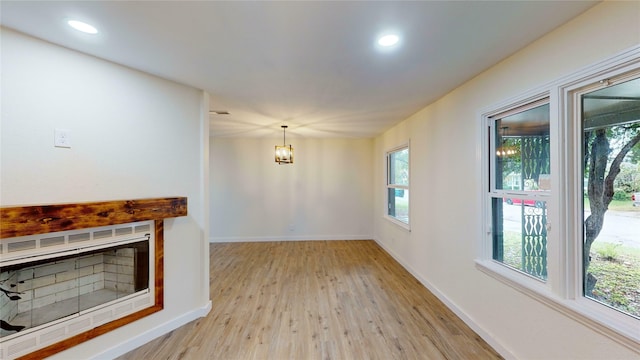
[588,244,640,317]
[588,242,640,317]
[501,231,522,270]
[595,242,621,261]
[614,162,640,193]
[390,148,409,185]
[584,196,640,212]
[631,140,640,164]
[500,138,522,177]
[612,190,629,201]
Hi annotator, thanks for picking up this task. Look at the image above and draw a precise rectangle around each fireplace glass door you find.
[0,240,149,338]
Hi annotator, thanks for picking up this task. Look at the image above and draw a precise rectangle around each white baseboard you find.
[372,239,515,360]
[92,300,212,360]
[210,235,372,243]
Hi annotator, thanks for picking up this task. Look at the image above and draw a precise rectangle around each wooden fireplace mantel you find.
[0,197,187,360]
[0,197,187,239]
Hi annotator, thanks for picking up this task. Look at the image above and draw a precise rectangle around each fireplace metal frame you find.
[0,197,187,359]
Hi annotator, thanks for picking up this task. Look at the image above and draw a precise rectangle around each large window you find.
[478,49,640,347]
[386,145,409,227]
[580,76,640,320]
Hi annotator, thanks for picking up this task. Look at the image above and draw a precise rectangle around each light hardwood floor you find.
[118,240,502,359]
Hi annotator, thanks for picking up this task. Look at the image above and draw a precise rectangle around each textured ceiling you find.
[1,1,598,138]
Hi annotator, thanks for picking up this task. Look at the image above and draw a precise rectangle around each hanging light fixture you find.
[496,126,519,157]
[275,125,294,164]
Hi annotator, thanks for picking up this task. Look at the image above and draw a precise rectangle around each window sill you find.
[384,215,410,232]
[475,259,640,353]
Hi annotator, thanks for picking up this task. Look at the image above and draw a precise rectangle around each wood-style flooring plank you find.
[117,240,502,360]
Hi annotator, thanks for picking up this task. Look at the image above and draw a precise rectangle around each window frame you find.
[486,97,551,281]
[385,143,410,230]
[476,45,640,350]
[562,67,640,342]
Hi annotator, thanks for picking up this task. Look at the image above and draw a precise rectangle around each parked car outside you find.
[503,197,544,208]
[633,192,640,207]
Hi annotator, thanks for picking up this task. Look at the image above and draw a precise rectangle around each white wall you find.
[1,28,210,358]
[210,137,373,242]
[374,2,640,359]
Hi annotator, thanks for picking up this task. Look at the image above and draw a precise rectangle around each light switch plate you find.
[54,128,71,148]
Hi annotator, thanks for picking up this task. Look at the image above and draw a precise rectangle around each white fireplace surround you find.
[0,221,155,359]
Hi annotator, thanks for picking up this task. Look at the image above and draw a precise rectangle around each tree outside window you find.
[581,76,640,319]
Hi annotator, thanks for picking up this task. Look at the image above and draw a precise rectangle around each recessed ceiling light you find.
[67,20,98,34]
[377,34,399,47]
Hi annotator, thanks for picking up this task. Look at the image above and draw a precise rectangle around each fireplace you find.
[1,221,154,358]
[0,198,187,359]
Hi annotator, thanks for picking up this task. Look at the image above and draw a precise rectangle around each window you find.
[488,100,550,281]
[478,48,640,346]
[386,145,409,227]
[579,76,640,320]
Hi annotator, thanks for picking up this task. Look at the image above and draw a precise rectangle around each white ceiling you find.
[1,1,598,138]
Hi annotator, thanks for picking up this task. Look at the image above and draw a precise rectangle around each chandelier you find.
[275,125,293,164]
[496,126,519,157]
[496,147,518,157]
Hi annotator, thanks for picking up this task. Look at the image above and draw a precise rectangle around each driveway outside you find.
[502,204,640,249]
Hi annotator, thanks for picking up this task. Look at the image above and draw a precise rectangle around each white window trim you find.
[480,91,554,282]
[485,95,553,287]
[385,143,410,231]
[476,45,640,352]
